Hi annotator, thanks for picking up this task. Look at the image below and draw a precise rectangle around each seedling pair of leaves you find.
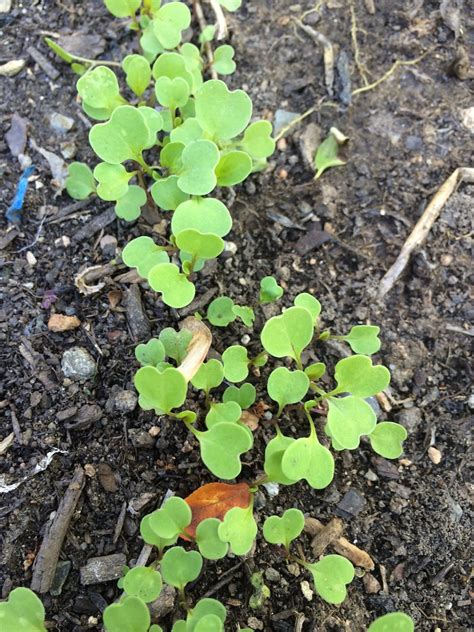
[206,296,255,328]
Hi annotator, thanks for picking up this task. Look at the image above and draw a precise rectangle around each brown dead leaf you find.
[108,290,122,308]
[48,314,81,332]
[97,463,118,493]
[183,482,251,538]
[240,411,259,431]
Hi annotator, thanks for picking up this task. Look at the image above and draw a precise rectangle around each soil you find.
[0,1,472,631]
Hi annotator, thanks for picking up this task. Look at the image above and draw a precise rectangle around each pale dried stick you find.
[378,167,474,298]
[192,0,218,79]
[208,0,228,39]
[178,317,212,382]
[295,19,334,96]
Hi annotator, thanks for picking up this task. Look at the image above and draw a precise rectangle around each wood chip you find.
[308,517,344,557]
[0,432,15,455]
[124,284,151,342]
[48,314,81,332]
[80,553,126,586]
[27,45,59,80]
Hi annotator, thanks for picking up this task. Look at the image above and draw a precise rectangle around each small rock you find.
[460,106,474,132]
[391,562,406,582]
[84,464,96,478]
[61,347,96,380]
[65,404,102,431]
[6,114,28,158]
[50,560,72,596]
[111,390,137,413]
[48,314,81,332]
[363,573,381,594]
[49,112,74,133]
[336,489,366,519]
[148,426,161,437]
[467,392,474,410]
[299,122,321,167]
[150,585,176,621]
[56,406,78,421]
[396,407,422,433]
[264,568,281,582]
[262,482,279,497]
[247,617,264,630]
[300,579,314,601]
[0,59,26,77]
[365,469,378,482]
[0,0,12,12]
[97,463,118,493]
[100,234,117,257]
[128,492,156,515]
[60,140,77,160]
[287,563,300,577]
[26,251,37,267]
[274,109,300,136]
[223,241,237,257]
[428,446,442,464]
[129,429,155,449]
[240,334,251,345]
[372,457,399,480]
[80,553,126,585]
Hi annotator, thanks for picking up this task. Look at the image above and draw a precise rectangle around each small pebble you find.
[264,568,281,582]
[49,112,74,132]
[84,464,96,478]
[287,563,300,577]
[300,580,314,601]
[26,251,37,266]
[241,334,251,346]
[61,347,96,380]
[363,573,381,594]
[112,390,137,413]
[428,446,442,464]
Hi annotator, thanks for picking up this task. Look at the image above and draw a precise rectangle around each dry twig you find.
[295,20,334,96]
[192,0,218,79]
[208,0,228,39]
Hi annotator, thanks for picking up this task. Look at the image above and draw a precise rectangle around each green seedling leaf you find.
[197,422,252,479]
[194,615,224,632]
[205,401,242,429]
[152,52,193,89]
[314,131,346,180]
[115,185,146,221]
[240,120,275,160]
[122,236,169,277]
[334,355,390,397]
[260,306,313,362]
[294,292,321,325]
[160,141,185,173]
[217,0,242,10]
[264,431,298,485]
[134,366,187,413]
[135,338,166,367]
[77,66,124,120]
[148,263,196,308]
[369,422,407,459]
[155,76,190,108]
[161,546,202,591]
[140,513,178,551]
[195,80,252,141]
[281,434,334,489]
[222,345,249,383]
[89,105,150,164]
[223,383,256,409]
[104,0,140,18]
[218,505,257,555]
[304,362,326,380]
[170,118,203,145]
[212,45,236,75]
[159,327,192,363]
[191,359,224,393]
[187,599,227,631]
[263,508,305,550]
[251,352,268,368]
[196,517,229,560]
[249,571,270,610]
[151,176,189,211]
[122,54,151,97]
[0,587,46,632]
[343,325,381,355]
[93,162,132,201]
[140,21,164,63]
[368,613,414,632]
[176,229,224,261]
[177,140,219,195]
[122,566,162,603]
[65,162,96,199]
[306,555,354,604]
[207,296,236,327]
[199,24,216,43]
[267,367,309,413]
[259,276,283,304]
[152,2,191,50]
[173,198,232,239]
[326,396,376,449]
[232,305,255,327]
[140,106,164,147]
[45,37,74,63]
[145,496,192,542]
[215,151,252,187]
[103,596,150,632]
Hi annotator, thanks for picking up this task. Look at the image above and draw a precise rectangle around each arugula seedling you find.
[134,366,187,413]
[368,613,414,632]
[206,296,254,328]
[222,345,249,382]
[267,367,309,416]
[314,127,347,180]
[260,306,313,367]
[103,596,151,632]
[142,496,192,541]
[223,383,256,409]
[249,571,270,610]
[205,401,242,429]
[104,0,140,19]
[341,324,382,355]
[0,587,46,632]
[369,422,407,459]
[122,54,151,96]
[262,508,305,552]
[212,45,236,75]
[303,555,354,604]
[294,292,321,325]
[161,546,202,591]
[191,359,224,396]
[195,518,229,560]
[217,504,257,555]
[65,162,96,199]
[122,566,163,602]
[259,275,283,304]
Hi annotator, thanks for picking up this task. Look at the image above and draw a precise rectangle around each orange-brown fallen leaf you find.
[183,482,251,538]
[240,411,259,431]
[48,314,81,332]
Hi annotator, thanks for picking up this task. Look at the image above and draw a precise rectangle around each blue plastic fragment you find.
[6,165,35,223]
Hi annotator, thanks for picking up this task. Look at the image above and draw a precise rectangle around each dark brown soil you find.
[1,1,472,631]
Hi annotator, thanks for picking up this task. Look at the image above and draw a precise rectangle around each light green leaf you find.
[135,338,166,367]
[195,80,252,141]
[191,359,224,393]
[152,52,193,89]
[187,599,227,631]
[155,75,190,108]
[259,276,283,304]
[218,506,257,555]
[170,118,203,145]
[217,0,242,10]
[140,21,164,63]
[199,24,216,43]
[304,362,326,380]
[122,54,151,97]
[104,0,140,18]
[151,176,190,211]
[222,345,249,383]
[343,325,381,355]
[196,518,229,560]
[212,45,236,75]
[148,263,196,308]
[45,36,74,63]
[172,198,232,238]
[152,2,191,50]
[334,355,390,397]
[240,120,275,160]
[194,615,223,632]
[123,567,162,603]
[0,587,46,632]
[264,431,297,485]
[368,613,414,632]
[369,422,407,459]
[140,513,178,552]
[306,555,354,604]
[207,296,236,327]
[77,66,124,120]
[144,496,191,541]
[260,306,313,362]
[134,366,187,413]
[160,141,184,173]
[93,162,132,201]
[65,162,96,200]
[294,292,321,325]
[205,401,242,429]
[262,508,305,550]
[177,140,219,195]
[89,105,151,164]
[176,229,224,261]
[122,236,169,277]
[197,422,252,479]
[139,106,164,147]
[159,327,192,363]
[161,547,202,590]
[215,151,252,187]
[103,596,150,632]
[314,132,346,179]
[327,396,377,449]
[223,383,256,409]
[267,367,309,412]
[115,185,146,221]
[281,434,334,489]
[232,305,255,327]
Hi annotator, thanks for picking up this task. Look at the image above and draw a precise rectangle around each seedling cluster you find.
[2,2,415,631]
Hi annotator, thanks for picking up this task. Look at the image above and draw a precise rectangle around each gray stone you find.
[274,109,300,136]
[150,584,176,622]
[129,429,155,449]
[49,112,74,133]
[336,489,366,519]
[80,553,126,585]
[50,560,71,596]
[61,347,96,380]
[395,407,422,433]
[112,390,137,413]
[265,568,281,582]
